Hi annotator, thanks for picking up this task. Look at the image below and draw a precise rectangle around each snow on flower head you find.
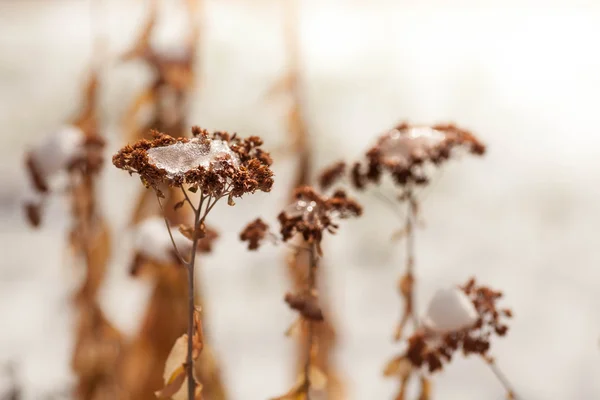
[350,122,486,189]
[422,287,478,334]
[401,278,512,373]
[278,186,362,254]
[25,125,86,192]
[112,127,273,200]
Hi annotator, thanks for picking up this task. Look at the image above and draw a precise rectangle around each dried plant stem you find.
[303,242,318,400]
[405,190,419,331]
[395,189,419,341]
[483,355,518,400]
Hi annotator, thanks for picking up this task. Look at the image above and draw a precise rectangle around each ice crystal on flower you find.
[147,138,240,179]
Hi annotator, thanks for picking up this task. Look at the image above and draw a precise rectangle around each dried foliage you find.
[23,72,124,399]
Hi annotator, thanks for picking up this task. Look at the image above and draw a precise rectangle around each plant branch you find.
[483,355,518,400]
[303,242,318,400]
[180,186,197,213]
[156,193,190,265]
[185,193,205,400]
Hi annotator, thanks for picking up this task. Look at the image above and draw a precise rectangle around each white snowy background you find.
[1,0,600,399]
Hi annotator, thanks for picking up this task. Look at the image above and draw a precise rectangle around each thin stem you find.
[156,193,189,265]
[185,193,204,400]
[303,242,318,399]
[183,190,226,400]
[483,355,518,400]
[180,186,197,213]
[405,190,419,330]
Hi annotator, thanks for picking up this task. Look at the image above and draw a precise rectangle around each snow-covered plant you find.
[113,126,274,399]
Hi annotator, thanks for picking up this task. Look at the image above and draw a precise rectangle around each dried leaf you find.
[155,365,186,398]
[418,376,432,400]
[179,224,194,241]
[270,380,306,400]
[284,318,302,337]
[174,200,186,210]
[227,192,235,206]
[384,356,412,378]
[308,366,327,391]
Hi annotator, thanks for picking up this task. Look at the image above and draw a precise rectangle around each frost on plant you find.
[147,139,240,179]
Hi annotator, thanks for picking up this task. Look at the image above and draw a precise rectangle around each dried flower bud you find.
[239,218,270,250]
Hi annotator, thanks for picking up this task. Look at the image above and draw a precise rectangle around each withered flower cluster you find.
[239,218,269,250]
[404,278,511,373]
[320,123,485,190]
[278,186,362,254]
[24,126,105,227]
[112,126,274,200]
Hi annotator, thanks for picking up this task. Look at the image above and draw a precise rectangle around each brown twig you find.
[302,242,319,399]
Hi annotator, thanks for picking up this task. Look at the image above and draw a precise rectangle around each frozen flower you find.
[422,287,478,334]
[400,278,512,373]
[112,127,273,200]
[278,186,362,254]
[350,122,485,188]
[25,125,86,192]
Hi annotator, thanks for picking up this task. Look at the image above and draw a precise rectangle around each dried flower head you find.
[277,186,361,254]
[318,161,346,191]
[239,218,270,250]
[113,127,274,200]
[347,122,485,189]
[23,125,105,227]
[403,278,511,373]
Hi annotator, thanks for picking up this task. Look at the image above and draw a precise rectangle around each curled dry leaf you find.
[157,308,205,399]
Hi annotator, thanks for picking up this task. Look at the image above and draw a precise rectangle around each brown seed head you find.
[403,278,511,373]
[352,122,485,189]
[239,218,270,250]
[112,127,274,200]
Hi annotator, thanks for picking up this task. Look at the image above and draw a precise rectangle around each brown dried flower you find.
[112,127,274,199]
[318,161,346,190]
[350,122,485,188]
[277,186,361,254]
[239,218,270,250]
[403,278,511,373]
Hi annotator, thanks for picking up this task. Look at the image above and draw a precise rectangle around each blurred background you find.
[1,0,600,399]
